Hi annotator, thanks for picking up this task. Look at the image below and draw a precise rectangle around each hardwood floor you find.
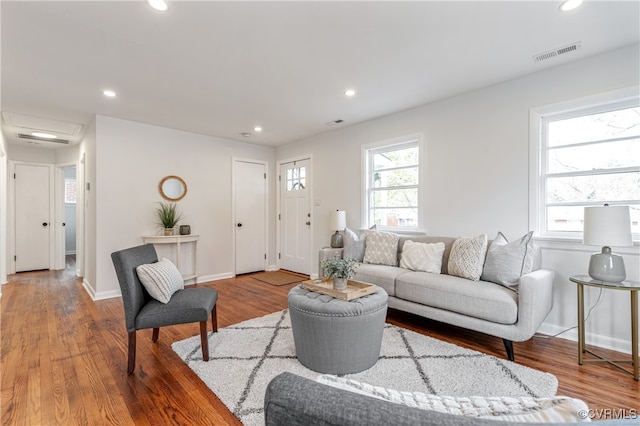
[1,262,638,425]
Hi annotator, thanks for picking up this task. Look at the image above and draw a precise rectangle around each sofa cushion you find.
[399,241,445,274]
[316,375,590,423]
[481,232,537,291]
[448,234,488,281]
[363,230,400,266]
[343,226,376,262]
[354,264,410,297]
[395,272,518,324]
[398,236,457,274]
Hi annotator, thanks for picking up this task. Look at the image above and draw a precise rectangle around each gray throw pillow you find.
[343,225,376,262]
[481,231,536,291]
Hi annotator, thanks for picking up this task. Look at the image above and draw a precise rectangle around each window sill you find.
[534,236,640,255]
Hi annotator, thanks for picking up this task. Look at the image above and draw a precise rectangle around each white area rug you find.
[172,309,558,426]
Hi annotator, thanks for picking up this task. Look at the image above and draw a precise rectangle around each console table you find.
[142,234,199,281]
[570,275,638,380]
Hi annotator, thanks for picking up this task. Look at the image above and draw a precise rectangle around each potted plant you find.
[321,257,357,290]
[156,202,183,235]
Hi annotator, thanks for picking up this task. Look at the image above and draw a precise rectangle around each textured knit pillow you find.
[316,375,589,423]
[136,257,184,303]
[363,230,400,266]
[447,234,488,281]
[481,232,537,291]
[343,225,376,262]
[400,241,445,273]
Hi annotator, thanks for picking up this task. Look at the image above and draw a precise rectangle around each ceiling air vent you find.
[17,133,70,144]
[533,41,581,62]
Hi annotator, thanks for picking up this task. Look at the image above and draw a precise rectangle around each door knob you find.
[237,223,243,227]
[306,221,311,226]
[42,222,48,227]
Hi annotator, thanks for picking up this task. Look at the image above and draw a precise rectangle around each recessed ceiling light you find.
[344,89,356,97]
[559,0,584,12]
[148,0,168,11]
[31,132,57,139]
[254,126,263,132]
[102,89,116,97]
[241,132,251,137]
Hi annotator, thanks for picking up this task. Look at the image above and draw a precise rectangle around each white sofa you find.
[319,233,555,361]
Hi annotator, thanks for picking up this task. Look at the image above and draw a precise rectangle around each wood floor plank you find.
[1,259,638,425]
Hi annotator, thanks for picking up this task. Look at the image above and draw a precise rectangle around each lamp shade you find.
[329,210,346,231]
[583,205,632,247]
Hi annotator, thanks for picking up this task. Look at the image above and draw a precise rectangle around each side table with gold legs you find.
[570,275,639,381]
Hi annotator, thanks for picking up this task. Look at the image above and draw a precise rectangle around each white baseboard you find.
[197,272,234,283]
[537,322,634,355]
[83,278,121,301]
[267,265,278,271]
[82,278,96,299]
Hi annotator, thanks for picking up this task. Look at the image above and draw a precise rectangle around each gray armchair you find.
[111,243,218,374]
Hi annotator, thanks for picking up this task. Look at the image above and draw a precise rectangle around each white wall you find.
[80,119,97,295]
[0,128,7,287]
[91,116,276,299]
[276,44,640,354]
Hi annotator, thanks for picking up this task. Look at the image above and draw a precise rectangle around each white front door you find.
[234,160,267,275]
[279,159,311,274]
[14,163,52,272]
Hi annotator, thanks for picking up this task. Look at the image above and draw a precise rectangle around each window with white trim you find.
[364,136,421,229]
[535,95,640,239]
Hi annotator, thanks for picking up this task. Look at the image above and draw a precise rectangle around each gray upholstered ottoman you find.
[288,285,388,374]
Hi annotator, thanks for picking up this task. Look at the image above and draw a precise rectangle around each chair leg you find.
[211,305,218,333]
[503,339,515,361]
[127,331,136,375]
[152,327,159,342]
[200,321,209,361]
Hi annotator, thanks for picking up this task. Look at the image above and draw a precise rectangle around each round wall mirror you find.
[159,175,187,202]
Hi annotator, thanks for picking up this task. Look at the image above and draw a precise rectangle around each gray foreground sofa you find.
[320,235,555,361]
[264,373,636,426]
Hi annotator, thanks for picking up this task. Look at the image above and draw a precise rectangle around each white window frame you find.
[529,86,640,241]
[361,133,424,231]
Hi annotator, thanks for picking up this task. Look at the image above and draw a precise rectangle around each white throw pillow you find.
[400,241,445,274]
[447,234,488,281]
[136,257,184,303]
[481,231,537,291]
[316,375,590,423]
[363,230,400,266]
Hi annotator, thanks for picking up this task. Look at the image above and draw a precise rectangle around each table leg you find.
[577,283,585,365]
[632,290,638,381]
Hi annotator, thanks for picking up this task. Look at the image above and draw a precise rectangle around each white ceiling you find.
[2,1,639,148]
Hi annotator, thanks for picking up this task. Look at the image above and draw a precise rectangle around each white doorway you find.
[54,164,78,270]
[13,162,53,272]
[233,159,268,275]
[278,158,312,274]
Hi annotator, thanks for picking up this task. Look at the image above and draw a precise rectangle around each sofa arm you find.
[265,372,503,426]
[514,269,555,341]
[318,247,343,278]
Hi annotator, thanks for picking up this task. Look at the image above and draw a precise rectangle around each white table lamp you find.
[583,205,632,283]
[329,210,346,248]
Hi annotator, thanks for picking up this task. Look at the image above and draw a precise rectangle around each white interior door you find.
[15,163,52,272]
[234,160,267,275]
[279,159,311,274]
